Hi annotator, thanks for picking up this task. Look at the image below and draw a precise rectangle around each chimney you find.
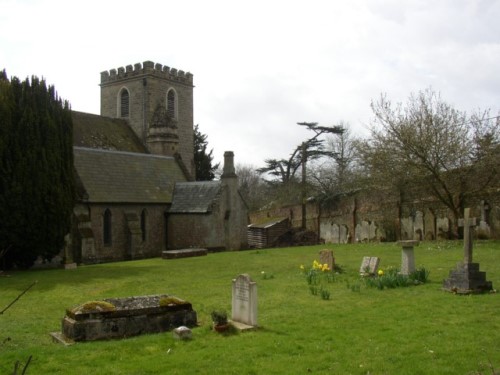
[221,151,236,178]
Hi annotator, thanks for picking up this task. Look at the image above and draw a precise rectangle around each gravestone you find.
[398,240,419,275]
[231,274,257,329]
[339,224,349,243]
[64,234,77,270]
[414,211,424,240]
[443,208,493,294]
[400,217,413,240]
[331,224,340,243]
[359,256,380,276]
[436,217,450,239]
[319,249,335,271]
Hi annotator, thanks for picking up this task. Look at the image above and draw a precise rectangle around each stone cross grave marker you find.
[231,274,257,328]
[443,207,493,294]
[359,256,380,276]
[319,249,334,271]
[458,207,477,264]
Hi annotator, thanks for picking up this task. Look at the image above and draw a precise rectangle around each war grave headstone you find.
[398,240,419,275]
[443,208,493,294]
[359,256,380,276]
[231,274,257,330]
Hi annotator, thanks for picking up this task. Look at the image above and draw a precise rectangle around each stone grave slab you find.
[162,248,207,259]
[52,294,197,342]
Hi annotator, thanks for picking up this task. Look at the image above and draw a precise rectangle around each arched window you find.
[141,209,147,242]
[120,89,130,117]
[103,209,112,246]
[167,89,176,119]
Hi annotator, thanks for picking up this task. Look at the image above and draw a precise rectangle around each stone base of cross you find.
[443,208,493,294]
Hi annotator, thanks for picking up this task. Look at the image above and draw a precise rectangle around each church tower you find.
[100,61,194,177]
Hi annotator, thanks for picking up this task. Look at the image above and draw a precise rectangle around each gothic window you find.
[167,89,177,119]
[120,88,130,117]
[141,209,147,242]
[103,209,112,246]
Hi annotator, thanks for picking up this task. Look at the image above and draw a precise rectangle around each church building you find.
[69,61,248,264]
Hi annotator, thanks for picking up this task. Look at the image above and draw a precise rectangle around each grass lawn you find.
[1,241,499,374]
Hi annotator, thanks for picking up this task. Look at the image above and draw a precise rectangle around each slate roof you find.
[169,181,222,213]
[74,147,187,203]
[72,111,147,153]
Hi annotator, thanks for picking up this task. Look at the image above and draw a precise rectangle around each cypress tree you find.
[0,73,74,269]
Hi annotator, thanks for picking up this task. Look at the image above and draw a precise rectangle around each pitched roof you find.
[72,111,147,153]
[169,181,222,213]
[74,147,187,203]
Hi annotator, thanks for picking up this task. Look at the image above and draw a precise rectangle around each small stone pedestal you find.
[443,263,493,294]
[398,240,419,275]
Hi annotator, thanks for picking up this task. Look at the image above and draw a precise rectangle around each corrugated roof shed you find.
[169,181,221,213]
[74,147,187,203]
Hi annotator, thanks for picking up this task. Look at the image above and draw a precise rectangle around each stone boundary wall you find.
[249,188,500,243]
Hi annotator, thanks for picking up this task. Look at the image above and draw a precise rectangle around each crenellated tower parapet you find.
[100,61,194,86]
[100,60,195,178]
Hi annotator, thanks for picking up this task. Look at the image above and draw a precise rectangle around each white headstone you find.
[359,256,380,275]
[231,274,257,327]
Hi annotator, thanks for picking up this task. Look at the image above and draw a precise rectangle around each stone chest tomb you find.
[58,294,197,342]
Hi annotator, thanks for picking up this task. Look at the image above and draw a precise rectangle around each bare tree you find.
[361,88,499,236]
[236,164,268,211]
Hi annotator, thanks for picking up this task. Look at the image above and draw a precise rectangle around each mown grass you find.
[1,241,499,374]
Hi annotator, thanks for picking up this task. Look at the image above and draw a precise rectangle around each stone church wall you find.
[78,203,168,263]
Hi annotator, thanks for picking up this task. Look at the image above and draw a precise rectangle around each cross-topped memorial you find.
[443,207,493,294]
[458,207,477,264]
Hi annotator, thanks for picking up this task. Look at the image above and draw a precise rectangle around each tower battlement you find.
[100,61,193,85]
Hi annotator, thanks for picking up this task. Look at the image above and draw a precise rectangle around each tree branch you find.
[0,281,37,315]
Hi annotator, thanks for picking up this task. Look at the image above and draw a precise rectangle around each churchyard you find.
[1,241,499,374]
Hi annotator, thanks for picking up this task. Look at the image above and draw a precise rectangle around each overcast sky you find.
[1,0,499,167]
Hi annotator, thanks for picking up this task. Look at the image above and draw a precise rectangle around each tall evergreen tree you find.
[193,124,219,181]
[0,72,75,268]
